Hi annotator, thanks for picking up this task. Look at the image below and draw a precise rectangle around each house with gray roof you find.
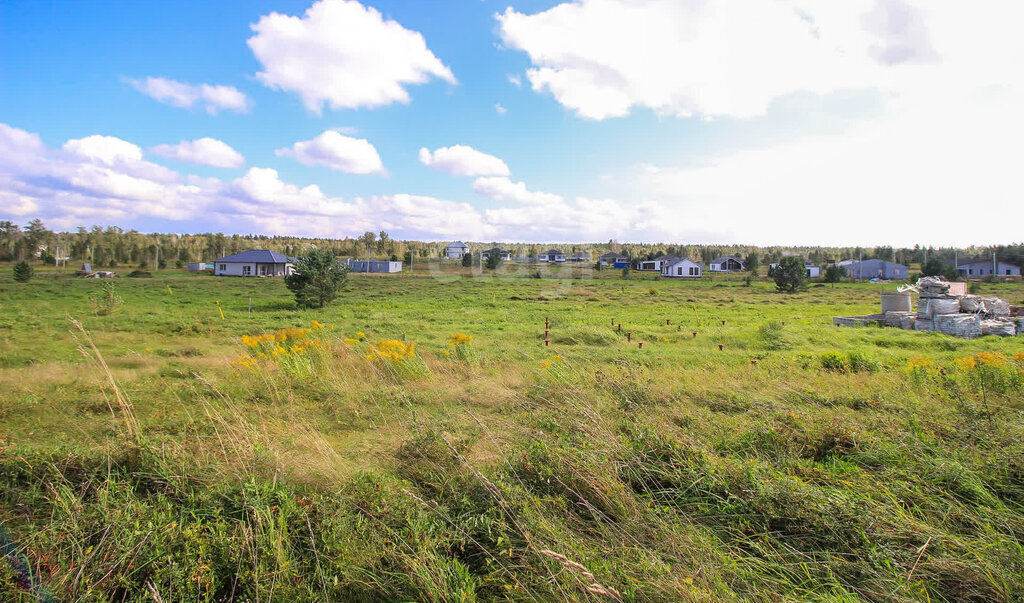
[707,256,746,272]
[214,250,296,277]
[481,247,511,261]
[638,254,679,271]
[539,249,565,262]
[445,241,469,259]
[661,257,702,278]
[599,252,629,267]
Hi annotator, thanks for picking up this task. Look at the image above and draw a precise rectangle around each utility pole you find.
[993,250,997,276]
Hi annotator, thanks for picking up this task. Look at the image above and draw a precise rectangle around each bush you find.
[773,256,808,293]
[758,321,791,350]
[127,270,152,278]
[824,264,846,288]
[12,261,33,282]
[285,249,349,308]
[821,351,877,373]
[89,281,123,316]
[820,351,850,373]
[485,253,503,270]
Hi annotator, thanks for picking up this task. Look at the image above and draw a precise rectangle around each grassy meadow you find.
[2,264,1024,601]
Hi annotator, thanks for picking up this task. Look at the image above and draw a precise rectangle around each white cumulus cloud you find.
[127,77,250,114]
[63,135,143,165]
[275,131,385,174]
[419,145,510,177]
[472,176,561,204]
[496,0,952,120]
[150,138,245,168]
[248,0,455,112]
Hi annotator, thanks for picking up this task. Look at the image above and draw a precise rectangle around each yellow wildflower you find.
[907,356,933,371]
[976,352,1005,367]
[954,356,977,371]
[449,333,473,347]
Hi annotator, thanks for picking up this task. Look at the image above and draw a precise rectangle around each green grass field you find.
[2,266,1023,601]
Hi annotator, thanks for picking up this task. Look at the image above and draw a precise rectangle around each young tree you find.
[284,249,349,309]
[12,260,33,282]
[485,252,503,270]
[773,256,808,293]
[745,252,760,273]
[921,257,958,280]
[824,264,846,288]
[461,251,474,268]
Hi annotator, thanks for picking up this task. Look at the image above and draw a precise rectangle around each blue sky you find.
[1,0,1021,245]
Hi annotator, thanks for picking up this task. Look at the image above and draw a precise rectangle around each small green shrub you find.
[88,280,123,316]
[820,351,851,373]
[758,320,791,350]
[12,261,33,282]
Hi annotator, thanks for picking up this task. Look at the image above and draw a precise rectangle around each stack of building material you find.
[982,320,1017,337]
[834,276,1023,339]
[914,277,983,337]
[984,298,1011,317]
[936,314,982,338]
[960,295,986,313]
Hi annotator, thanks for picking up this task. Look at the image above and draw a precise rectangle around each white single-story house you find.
[481,247,512,261]
[187,262,214,272]
[214,250,296,277]
[539,249,565,262]
[445,241,469,259]
[599,252,628,267]
[953,258,1021,277]
[661,257,702,278]
[638,255,678,271]
[343,259,403,273]
[707,256,746,272]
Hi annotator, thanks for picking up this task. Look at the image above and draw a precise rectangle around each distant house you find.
[539,249,565,262]
[214,250,295,277]
[187,262,214,272]
[638,255,678,271]
[599,252,628,268]
[343,259,403,273]
[481,247,512,261]
[841,259,908,280]
[661,257,702,278]
[707,256,746,272]
[445,241,469,259]
[953,258,1021,277]
[568,252,591,262]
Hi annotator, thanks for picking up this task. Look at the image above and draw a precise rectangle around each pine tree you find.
[12,260,33,282]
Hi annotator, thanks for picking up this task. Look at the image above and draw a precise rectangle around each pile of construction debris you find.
[834,277,1024,339]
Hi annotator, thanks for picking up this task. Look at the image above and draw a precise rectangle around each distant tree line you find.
[1,219,1021,271]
